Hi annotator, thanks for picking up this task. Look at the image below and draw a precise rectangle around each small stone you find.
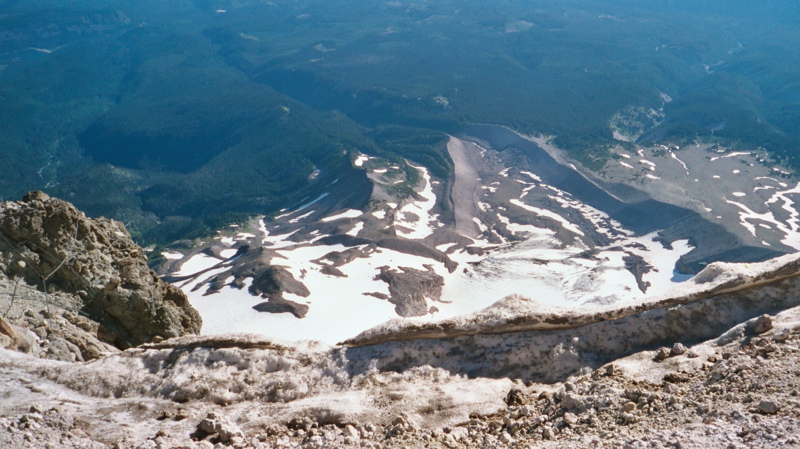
[538,391,550,400]
[343,425,359,440]
[518,405,531,417]
[542,427,555,439]
[656,347,671,361]
[506,388,526,406]
[774,330,791,342]
[265,424,282,436]
[23,191,50,202]
[198,418,217,434]
[664,372,689,383]
[564,382,576,392]
[499,431,514,444]
[622,412,638,424]
[671,342,687,356]
[622,401,637,412]
[563,412,578,426]
[758,400,779,415]
[196,415,243,444]
[753,315,773,334]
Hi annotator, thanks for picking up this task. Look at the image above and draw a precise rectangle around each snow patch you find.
[354,155,370,167]
[161,251,183,260]
[710,152,750,162]
[321,209,362,222]
[394,164,439,240]
[510,199,585,236]
[346,221,364,237]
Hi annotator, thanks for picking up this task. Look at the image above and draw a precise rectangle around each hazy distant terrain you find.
[1,0,800,246]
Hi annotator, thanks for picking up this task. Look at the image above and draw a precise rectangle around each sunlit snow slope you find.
[161,126,793,344]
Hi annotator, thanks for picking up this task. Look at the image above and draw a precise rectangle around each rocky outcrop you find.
[249,266,311,318]
[623,253,652,293]
[0,192,201,350]
[376,266,444,317]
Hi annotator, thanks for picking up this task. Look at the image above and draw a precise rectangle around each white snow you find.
[436,242,460,253]
[669,151,689,174]
[519,170,543,182]
[220,249,238,258]
[183,242,495,343]
[619,161,634,169]
[263,230,301,249]
[394,164,439,240]
[773,167,792,176]
[470,216,488,234]
[710,152,750,162]
[175,254,219,276]
[161,251,183,260]
[321,209,362,222]
[288,210,315,224]
[497,214,555,237]
[346,221,364,237]
[725,182,800,249]
[354,155,370,167]
[645,174,661,180]
[510,199,585,236]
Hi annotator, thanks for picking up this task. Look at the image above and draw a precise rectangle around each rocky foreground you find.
[0,191,201,359]
[1,308,799,449]
[1,194,800,448]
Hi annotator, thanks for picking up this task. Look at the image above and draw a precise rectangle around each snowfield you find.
[168,132,723,345]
